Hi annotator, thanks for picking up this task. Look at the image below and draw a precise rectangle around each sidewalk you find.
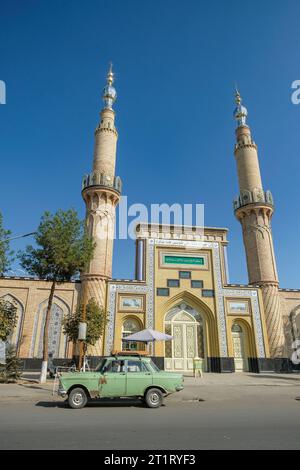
[172,372,300,402]
[1,372,300,404]
[0,381,54,403]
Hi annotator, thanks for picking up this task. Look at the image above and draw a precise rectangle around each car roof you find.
[107,355,151,362]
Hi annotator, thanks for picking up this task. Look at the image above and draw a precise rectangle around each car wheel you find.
[68,387,88,409]
[144,388,163,408]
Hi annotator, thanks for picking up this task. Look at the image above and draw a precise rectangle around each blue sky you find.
[1,0,299,287]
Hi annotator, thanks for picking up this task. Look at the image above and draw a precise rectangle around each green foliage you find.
[0,345,22,383]
[0,212,13,275]
[18,209,95,369]
[0,299,17,342]
[63,298,107,350]
[18,209,95,282]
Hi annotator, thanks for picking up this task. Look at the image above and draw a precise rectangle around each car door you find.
[99,359,127,397]
[126,360,153,396]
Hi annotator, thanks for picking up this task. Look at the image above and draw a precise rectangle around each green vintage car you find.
[57,354,184,409]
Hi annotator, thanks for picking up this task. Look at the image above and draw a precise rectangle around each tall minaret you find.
[232,90,285,358]
[81,64,122,310]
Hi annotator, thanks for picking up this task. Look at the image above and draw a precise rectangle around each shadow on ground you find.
[247,374,300,382]
[35,398,148,409]
[18,384,48,390]
[35,401,67,408]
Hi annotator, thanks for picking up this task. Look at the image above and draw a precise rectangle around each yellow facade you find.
[105,224,272,373]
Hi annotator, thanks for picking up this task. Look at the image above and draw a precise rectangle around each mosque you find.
[1,66,300,373]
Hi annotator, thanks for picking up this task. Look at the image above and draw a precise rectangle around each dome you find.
[102,84,117,110]
[103,84,117,100]
[233,104,248,120]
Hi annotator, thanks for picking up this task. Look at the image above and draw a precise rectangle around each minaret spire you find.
[232,90,285,359]
[81,64,122,355]
[233,87,248,127]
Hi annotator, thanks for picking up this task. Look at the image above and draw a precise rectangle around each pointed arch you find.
[122,315,144,329]
[230,317,257,358]
[30,295,70,358]
[121,315,144,352]
[290,305,300,342]
[160,290,219,357]
[0,294,24,350]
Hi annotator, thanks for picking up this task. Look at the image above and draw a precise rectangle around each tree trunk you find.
[40,280,56,383]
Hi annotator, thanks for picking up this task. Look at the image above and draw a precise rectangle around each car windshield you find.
[95,359,107,372]
[149,360,161,372]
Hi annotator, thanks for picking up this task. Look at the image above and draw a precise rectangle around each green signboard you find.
[164,255,204,266]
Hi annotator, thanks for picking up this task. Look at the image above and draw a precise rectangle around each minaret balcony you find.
[233,189,274,211]
[82,171,122,194]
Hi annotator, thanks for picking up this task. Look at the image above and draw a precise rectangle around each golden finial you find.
[235,83,242,105]
[107,62,114,86]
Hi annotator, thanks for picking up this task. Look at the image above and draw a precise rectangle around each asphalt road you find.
[1,389,300,449]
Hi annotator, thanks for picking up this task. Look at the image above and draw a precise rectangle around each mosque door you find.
[232,324,248,371]
[165,310,203,372]
[173,323,197,371]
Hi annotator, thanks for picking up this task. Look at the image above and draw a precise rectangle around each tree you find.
[63,298,107,357]
[0,345,22,383]
[18,209,95,383]
[0,212,13,274]
[0,298,17,342]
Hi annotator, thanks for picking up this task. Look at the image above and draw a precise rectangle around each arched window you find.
[0,295,24,350]
[122,318,142,351]
[232,323,242,333]
[293,307,300,338]
[30,298,69,358]
[290,306,300,344]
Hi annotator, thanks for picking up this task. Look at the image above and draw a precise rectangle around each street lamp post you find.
[5,232,36,242]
